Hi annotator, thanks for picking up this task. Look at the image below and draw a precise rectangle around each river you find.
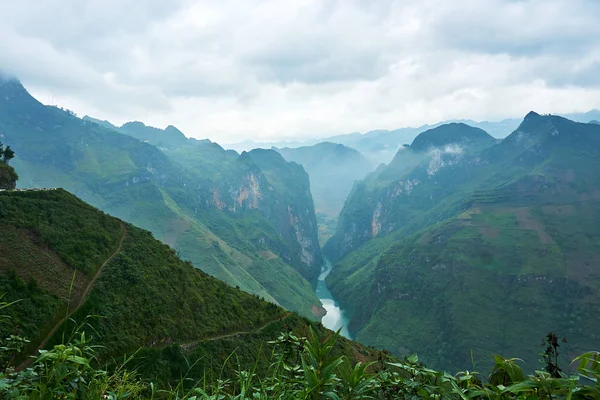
[316,258,353,339]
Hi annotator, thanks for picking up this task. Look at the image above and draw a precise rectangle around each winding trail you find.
[180,312,292,352]
[17,222,127,371]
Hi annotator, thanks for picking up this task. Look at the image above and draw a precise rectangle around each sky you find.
[1,0,599,144]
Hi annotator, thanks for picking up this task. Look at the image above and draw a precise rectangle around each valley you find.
[323,113,600,372]
[1,76,600,397]
[316,258,353,339]
[4,2,600,397]
[0,77,323,320]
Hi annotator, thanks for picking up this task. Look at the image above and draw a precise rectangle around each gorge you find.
[316,258,353,339]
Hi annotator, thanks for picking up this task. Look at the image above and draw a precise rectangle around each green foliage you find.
[0,140,17,188]
[0,190,295,368]
[0,141,15,165]
[0,189,373,391]
[0,163,18,190]
[1,332,146,399]
[3,324,600,399]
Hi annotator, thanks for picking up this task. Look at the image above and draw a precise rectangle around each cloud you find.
[0,0,599,143]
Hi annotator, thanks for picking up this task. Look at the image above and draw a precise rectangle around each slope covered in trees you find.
[0,189,375,388]
[0,77,323,319]
[324,115,600,371]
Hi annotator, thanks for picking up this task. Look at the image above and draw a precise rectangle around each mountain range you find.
[226,110,600,165]
[0,77,323,320]
[323,113,600,371]
[2,75,600,377]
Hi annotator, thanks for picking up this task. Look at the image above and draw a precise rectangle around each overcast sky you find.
[1,0,599,143]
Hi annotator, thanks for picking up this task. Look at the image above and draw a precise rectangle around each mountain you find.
[323,123,497,262]
[82,116,188,149]
[323,115,600,371]
[81,115,118,130]
[275,142,375,245]
[0,78,323,319]
[223,119,521,165]
[0,189,374,385]
[224,111,599,166]
[565,109,600,123]
[409,123,497,152]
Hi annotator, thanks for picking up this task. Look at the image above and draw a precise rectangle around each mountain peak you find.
[524,111,541,120]
[0,76,27,95]
[165,124,180,132]
[121,121,146,129]
[0,76,48,116]
[410,122,494,152]
[164,125,186,139]
[0,72,19,85]
[82,115,118,130]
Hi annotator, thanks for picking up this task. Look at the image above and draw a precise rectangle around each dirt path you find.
[180,312,292,352]
[16,222,127,371]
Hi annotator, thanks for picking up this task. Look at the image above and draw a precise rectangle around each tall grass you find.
[1,318,600,399]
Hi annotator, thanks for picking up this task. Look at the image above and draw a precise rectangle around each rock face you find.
[242,149,322,280]
[186,149,322,281]
[323,116,600,372]
[0,79,322,318]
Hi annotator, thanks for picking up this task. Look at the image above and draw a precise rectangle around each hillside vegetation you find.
[2,289,600,399]
[0,190,280,360]
[325,113,600,371]
[0,189,377,390]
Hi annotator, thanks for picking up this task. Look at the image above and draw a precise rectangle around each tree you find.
[0,142,18,189]
[2,145,14,164]
[0,163,18,189]
[0,142,15,165]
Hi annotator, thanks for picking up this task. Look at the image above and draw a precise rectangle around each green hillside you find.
[0,78,323,319]
[0,189,375,387]
[0,189,276,358]
[1,120,600,400]
[324,115,600,371]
